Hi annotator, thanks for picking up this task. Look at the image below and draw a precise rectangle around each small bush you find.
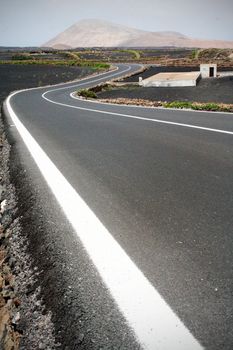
[163,101,233,112]
[163,101,193,109]
[192,103,219,111]
[77,89,97,99]
[12,53,33,61]
[78,62,110,70]
[190,49,199,59]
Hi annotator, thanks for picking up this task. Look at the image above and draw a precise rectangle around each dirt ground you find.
[98,76,233,104]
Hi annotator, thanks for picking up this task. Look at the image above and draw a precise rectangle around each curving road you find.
[4,64,233,349]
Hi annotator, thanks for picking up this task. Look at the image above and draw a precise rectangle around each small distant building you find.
[139,64,218,88]
[200,64,217,78]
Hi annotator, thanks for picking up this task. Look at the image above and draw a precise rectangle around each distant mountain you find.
[43,19,233,49]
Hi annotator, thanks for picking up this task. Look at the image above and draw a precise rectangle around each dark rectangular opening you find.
[209,67,214,77]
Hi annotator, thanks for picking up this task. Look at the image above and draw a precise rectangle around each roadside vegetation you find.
[190,49,199,59]
[1,48,233,67]
[104,98,233,113]
[77,88,97,98]
[0,50,111,71]
[163,101,233,112]
[77,86,233,112]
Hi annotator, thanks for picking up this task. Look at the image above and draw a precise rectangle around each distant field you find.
[0,47,196,63]
[0,52,14,60]
[140,49,192,58]
[70,48,193,61]
[0,51,70,62]
[0,48,233,66]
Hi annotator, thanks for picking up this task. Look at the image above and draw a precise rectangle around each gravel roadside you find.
[0,64,98,349]
[0,116,57,349]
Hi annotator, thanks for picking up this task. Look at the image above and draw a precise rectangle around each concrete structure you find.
[218,71,233,77]
[200,64,217,78]
[139,72,201,87]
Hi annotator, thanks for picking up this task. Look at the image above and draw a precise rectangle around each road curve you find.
[4,63,233,349]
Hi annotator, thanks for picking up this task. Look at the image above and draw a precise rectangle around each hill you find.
[43,19,233,49]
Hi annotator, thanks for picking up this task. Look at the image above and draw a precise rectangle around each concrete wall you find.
[139,72,201,87]
[218,71,233,77]
[141,79,198,87]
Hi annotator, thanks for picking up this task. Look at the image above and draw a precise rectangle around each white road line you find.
[42,91,233,136]
[6,91,203,349]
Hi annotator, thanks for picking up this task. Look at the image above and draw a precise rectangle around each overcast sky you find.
[1,0,233,46]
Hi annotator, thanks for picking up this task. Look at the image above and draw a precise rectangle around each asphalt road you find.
[4,64,233,349]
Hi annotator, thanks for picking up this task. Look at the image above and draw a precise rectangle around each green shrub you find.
[163,101,232,112]
[78,62,110,70]
[203,103,219,111]
[190,49,199,59]
[77,89,97,99]
[163,101,193,109]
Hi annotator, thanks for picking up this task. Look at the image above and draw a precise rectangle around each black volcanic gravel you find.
[140,49,192,58]
[0,64,93,105]
[122,66,200,82]
[98,76,233,104]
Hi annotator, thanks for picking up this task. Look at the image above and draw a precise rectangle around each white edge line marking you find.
[42,90,233,136]
[70,91,233,116]
[6,94,203,349]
